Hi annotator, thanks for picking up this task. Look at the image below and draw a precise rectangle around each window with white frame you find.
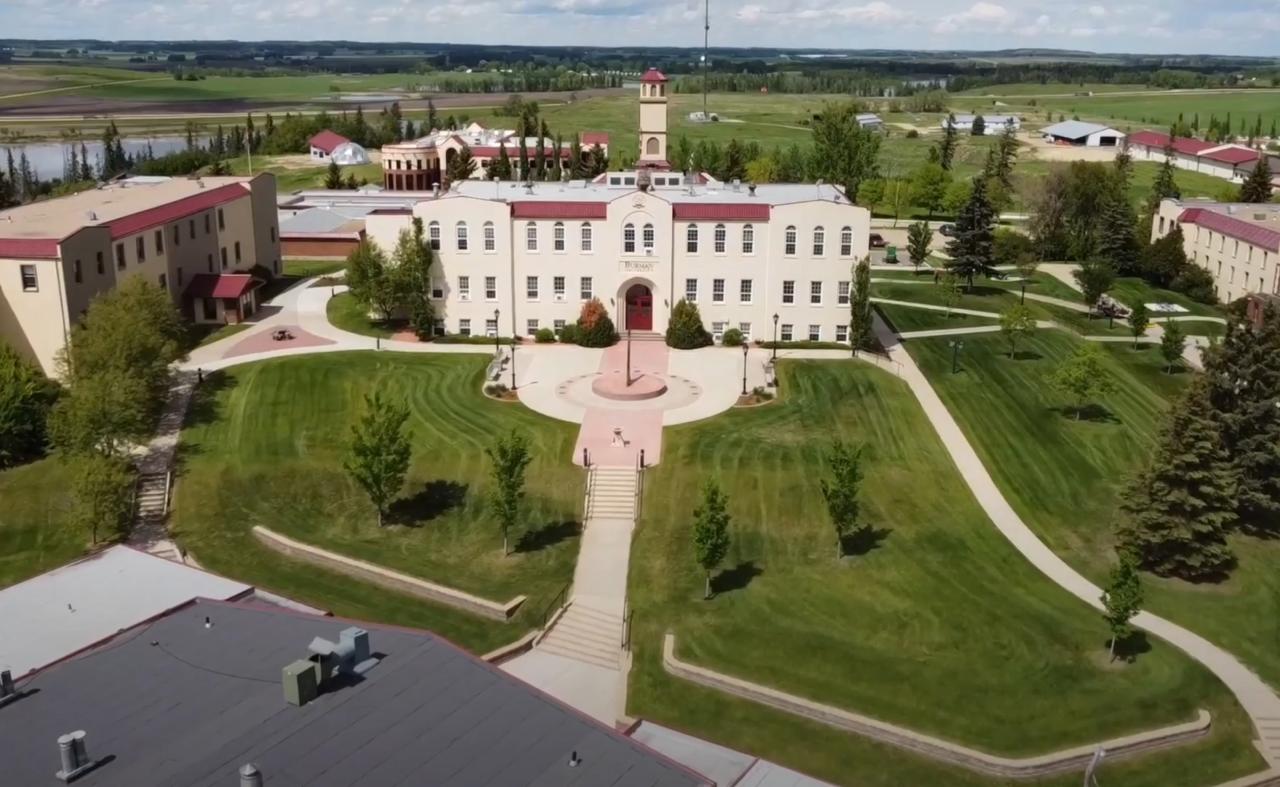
[456,221,469,251]
[525,221,538,251]
[459,318,472,336]
[686,224,699,253]
[838,281,850,305]
[714,224,726,254]
[685,278,698,302]
[20,264,37,291]
[553,275,566,301]
[712,278,725,303]
[784,226,797,256]
[712,321,727,342]
[428,221,440,250]
[485,276,497,300]
[580,222,593,252]
[485,319,498,337]
[840,226,853,256]
[781,324,793,341]
[742,224,755,254]
[808,324,821,341]
[740,279,753,304]
[554,319,566,334]
[782,280,795,304]
[458,275,471,300]
[431,279,444,299]
[483,221,495,252]
[526,275,539,300]
[836,325,849,343]
[813,226,825,256]
[739,322,752,342]
[623,223,636,253]
[810,281,822,305]
[553,221,565,252]
[580,276,593,300]
[527,319,539,335]
[643,223,655,252]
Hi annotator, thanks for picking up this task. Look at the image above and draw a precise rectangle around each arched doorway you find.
[625,284,653,331]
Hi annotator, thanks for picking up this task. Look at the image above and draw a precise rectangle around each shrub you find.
[0,342,59,467]
[247,263,275,282]
[721,328,745,347]
[558,324,581,344]
[751,386,775,401]
[665,299,713,349]
[534,327,556,343]
[574,298,618,347]
[905,129,919,138]
[1170,265,1218,305]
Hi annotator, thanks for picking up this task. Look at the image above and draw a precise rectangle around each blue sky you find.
[3,0,1278,57]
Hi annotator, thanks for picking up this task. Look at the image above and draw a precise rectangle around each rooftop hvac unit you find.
[282,659,320,707]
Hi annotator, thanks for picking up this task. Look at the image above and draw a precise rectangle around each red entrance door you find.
[625,284,653,331]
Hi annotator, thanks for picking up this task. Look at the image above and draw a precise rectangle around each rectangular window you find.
[580,276,593,300]
[742,225,755,255]
[115,244,126,270]
[808,324,821,342]
[460,318,472,336]
[785,227,797,256]
[173,225,181,247]
[643,224,655,252]
[485,318,498,338]
[73,259,82,284]
[712,278,725,303]
[526,276,539,300]
[485,276,497,301]
[431,279,444,299]
[836,325,849,343]
[554,276,566,301]
[155,229,164,255]
[527,319,539,335]
[812,228,825,257]
[429,223,441,250]
[712,321,726,342]
[623,225,636,254]
[96,252,104,275]
[204,214,211,234]
[217,208,225,231]
[483,224,495,252]
[554,319,566,334]
[686,225,698,254]
[685,278,698,303]
[840,228,853,257]
[20,264,38,291]
[740,279,753,304]
[810,281,823,305]
[189,219,196,240]
[581,224,593,252]
[553,224,565,252]
[781,324,793,342]
[714,225,726,254]
[458,276,471,300]
[207,253,214,273]
[738,322,752,342]
[457,224,469,251]
[526,223,538,252]
[136,236,146,262]
[838,281,851,305]
[220,248,228,269]
[177,267,184,286]
[234,241,242,264]
[270,226,276,243]
[782,280,795,304]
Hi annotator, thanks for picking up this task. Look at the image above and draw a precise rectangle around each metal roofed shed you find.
[1,600,709,787]
[1040,120,1125,147]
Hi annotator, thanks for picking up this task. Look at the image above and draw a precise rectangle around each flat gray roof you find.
[1042,120,1120,139]
[450,180,848,206]
[0,546,251,677]
[2,600,707,787]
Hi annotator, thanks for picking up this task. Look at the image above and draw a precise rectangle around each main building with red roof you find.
[1153,197,1280,304]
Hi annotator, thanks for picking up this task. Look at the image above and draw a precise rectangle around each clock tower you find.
[638,68,669,165]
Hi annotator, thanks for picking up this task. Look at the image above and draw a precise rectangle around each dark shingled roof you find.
[2,600,707,787]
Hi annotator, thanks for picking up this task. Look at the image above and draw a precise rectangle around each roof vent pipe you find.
[731,178,740,192]
[748,184,757,197]
[55,730,94,782]
[0,669,15,706]
[239,763,264,787]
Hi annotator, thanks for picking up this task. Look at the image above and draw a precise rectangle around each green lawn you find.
[1109,277,1225,318]
[1015,91,1280,133]
[952,82,1152,97]
[174,352,583,653]
[226,155,382,194]
[907,331,1280,690]
[628,360,1261,785]
[0,459,87,588]
[875,302,999,333]
[283,259,346,278]
[326,292,399,338]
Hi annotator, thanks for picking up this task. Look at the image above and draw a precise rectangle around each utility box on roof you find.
[282,659,319,707]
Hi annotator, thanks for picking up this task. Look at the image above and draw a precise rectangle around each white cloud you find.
[933,2,1014,33]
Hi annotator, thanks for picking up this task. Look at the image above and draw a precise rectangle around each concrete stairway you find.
[588,466,637,520]
[625,331,665,342]
[1258,719,1280,766]
[537,603,624,670]
[131,472,179,561]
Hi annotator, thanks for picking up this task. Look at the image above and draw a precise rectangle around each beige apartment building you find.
[0,174,281,376]
[1153,198,1280,304]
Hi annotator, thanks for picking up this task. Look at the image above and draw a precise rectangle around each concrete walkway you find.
[871,297,1002,319]
[871,312,1280,768]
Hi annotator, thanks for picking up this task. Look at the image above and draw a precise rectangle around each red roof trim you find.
[511,201,608,219]
[183,273,260,300]
[0,237,61,259]
[580,131,610,146]
[1128,130,1214,156]
[640,68,668,83]
[308,130,350,155]
[673,203,770,220]
[107,183,249,240]
[1200,146,1259,165]
[1179,208,1280,250]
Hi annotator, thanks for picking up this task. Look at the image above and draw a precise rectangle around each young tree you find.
[1073,259,1117,318]
[67,452,134,545]
[909,161,950,219]
[938,113,958,171]
[344,239,399,322]
[574,298,618,347]
[486,430,532,555]
[324,160,343,190]
[692,480,731,599]
[1115,379,1237,580]
[1100,556,1143,662]
[665,299,713,349]
[849,256,873,351]
[991,120,1019,191]
[1127,302,1150,348]
[810,101,882,201]
[940,273,963,318]
[906,221,933,275]
[1049,343,1115,419]
[999,304,1036,358]
[393,218,435,339]
[1238,155,1274,203]
[945,176,997,288]
[820,441,864,559]
[0,342,58,467]
[343,392,412,528]
[1159,319,1185,373]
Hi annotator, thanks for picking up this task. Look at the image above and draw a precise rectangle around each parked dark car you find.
[869,233,886,248]
[938,224,956,237]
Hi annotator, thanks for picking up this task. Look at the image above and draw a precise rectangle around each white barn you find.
[1041,120,1125,147]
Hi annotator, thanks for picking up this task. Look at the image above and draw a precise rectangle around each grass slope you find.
[0,459,87,588]
[628,360,1260,785]
[174,352,582,653]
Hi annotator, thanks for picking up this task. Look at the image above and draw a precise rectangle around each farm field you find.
[983,89,1280,132]
[952,82,1153,97]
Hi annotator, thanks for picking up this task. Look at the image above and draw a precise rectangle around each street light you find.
[949,339,965,374]
[493,308,500,357]
[741,342,749,396]
[771,313,779,363]
[510,340,517,390]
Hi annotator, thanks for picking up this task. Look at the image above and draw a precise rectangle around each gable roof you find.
[581,131,610,146]
[1042,120,1116,139]
[0,237,61,260]
[309,130,351,154]
[1199,145,1260,166]
[1179,208,1280,250]
[640,68,668,83]
[105,183,248,239]
[183,273,260,300]
[1128,130,1220,156]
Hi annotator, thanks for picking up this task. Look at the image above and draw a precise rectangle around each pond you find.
[1,135,210,181]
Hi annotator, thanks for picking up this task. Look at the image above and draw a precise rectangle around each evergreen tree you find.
[672,135,695,174]
[970,114,986,136]
[426,99,439,131]
[1097,191,1142,275]
[550,133,564,182]
[324,160,343,190]
[692,480,731,599]
[491,144,513,180]
[517,123,530,182]
[445,143,477,186]
[534,120,549,180]
[78,142,93,182]
[0,167,15,209]
[723,138,748,182]
[1238,155,1273,203]
[991,119,1018,190]
[568,139,584,179]
[1142,144,1181,234]
[944,176,997,288]
[665,300,712,349]
[587,142,608,176]
[938,113,958,170]
[848,256,873,351]
[1115,378,1237,580]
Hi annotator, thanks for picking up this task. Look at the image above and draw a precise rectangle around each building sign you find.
[621,260,659,274]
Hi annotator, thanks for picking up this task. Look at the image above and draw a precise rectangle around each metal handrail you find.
[621,603,634,651]
[634,454,645,520]
[583,465,598,522]
[541,581,572,629]
[162,470,173,516]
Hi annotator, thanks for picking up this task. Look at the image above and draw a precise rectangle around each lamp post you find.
[1020,281,1027,304]
[950,339,965,374]
[771,313,779,363]
[493,308,500,357]
[626,329,632,387]
[510,340,517,390]
[741,343,749,396]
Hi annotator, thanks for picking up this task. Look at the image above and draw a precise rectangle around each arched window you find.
[742,224,755,255]
[483,221,495,252]
[784,225,797,256]
[553,221,565,252]
[714,224,727,254]
[812,226,825,257]
[623,223,636,254]
[646,137,660,155]
[525,221,538,252]
[686,224,699,254]
[840,226,853,257]
[580,222,593,252]
[643,223,655,252]
[427,221,440,251]
[455,221,469,251]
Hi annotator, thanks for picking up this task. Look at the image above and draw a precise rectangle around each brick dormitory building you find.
[0,175,281,376]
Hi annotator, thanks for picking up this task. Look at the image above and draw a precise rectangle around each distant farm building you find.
[1130,130,1280,186]
[1041,120,1125,147]
[943,114,1020,135]
[857,113,884,132]
[309,130,351,161]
